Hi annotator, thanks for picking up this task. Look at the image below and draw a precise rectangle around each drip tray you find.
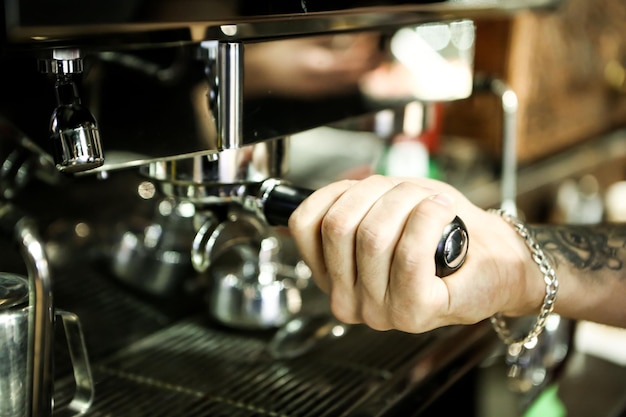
[55,316,494,417]
[51,254,495,417]
[56,317,426,415]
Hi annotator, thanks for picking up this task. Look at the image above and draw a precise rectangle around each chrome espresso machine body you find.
[0,1,561,416]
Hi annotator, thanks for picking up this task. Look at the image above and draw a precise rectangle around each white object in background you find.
[605,180,626,222]
[379,102,430,178]
[389,21,474,101]
[384,140,429,178]
[555,175,604,224]
[574,321,626,366]
[286,127,383,189]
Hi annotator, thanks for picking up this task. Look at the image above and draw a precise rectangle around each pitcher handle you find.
[53,310,94,417]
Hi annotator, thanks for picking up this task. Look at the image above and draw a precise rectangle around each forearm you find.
[528,222,626,327]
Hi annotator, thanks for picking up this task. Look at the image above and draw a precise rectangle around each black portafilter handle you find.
[260,181,469,277]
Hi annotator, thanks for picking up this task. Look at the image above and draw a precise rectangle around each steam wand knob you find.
[251,179,469,278]
[41,49,104,173]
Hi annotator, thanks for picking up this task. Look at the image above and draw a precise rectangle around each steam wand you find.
[244,179,469,278]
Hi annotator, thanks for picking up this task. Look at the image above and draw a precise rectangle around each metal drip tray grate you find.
[49,246,494,417]
[56,317,446,417]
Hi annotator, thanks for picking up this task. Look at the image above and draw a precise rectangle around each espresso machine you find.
[0,1,565,416]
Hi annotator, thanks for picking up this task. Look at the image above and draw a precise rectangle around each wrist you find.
[488,209,559,348]
[507,229,548,317]
[486,210,543,317]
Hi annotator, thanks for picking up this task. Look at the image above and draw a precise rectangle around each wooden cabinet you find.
[443,0,626,164]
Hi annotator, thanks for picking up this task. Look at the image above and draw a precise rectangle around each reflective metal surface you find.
[0,1,564,416]
[142,138,289,202]
[267,314,350,360]
[0,274,29,417]
[0,208,94,417]
[200,213,310,329]
[44,49,104,173]
[0,0,557,175]
[2,0,560,46]
[0,272,28,308]
[47,238,497,416]
[110,198,198,297]
[49,309,95,417]
[49,101,103,173]
[12,212,55,417]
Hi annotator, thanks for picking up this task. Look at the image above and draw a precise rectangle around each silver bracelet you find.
[487,208,559,354]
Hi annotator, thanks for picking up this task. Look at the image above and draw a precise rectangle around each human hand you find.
[288,175,546,333]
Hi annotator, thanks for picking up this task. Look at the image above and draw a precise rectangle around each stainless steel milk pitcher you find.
[0,205,94,417]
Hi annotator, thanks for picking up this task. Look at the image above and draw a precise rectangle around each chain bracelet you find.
[487,208,559,352]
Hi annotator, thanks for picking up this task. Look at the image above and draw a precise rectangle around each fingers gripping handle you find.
[260,181,469,277]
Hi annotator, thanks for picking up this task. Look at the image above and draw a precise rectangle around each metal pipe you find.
[473,75,519,215]
[14,213,54,417]
[217,42,244,150]
[491,78,519,216]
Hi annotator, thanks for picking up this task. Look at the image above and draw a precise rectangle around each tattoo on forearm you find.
[529,224,626,272]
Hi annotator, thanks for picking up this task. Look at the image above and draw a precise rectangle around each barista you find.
[287,175,626,338]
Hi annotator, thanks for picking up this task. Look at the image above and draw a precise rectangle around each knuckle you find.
[393,181,419,194]
[392,248,424,275]
[369,174,395,185]
[360,306,390,331]
[355,222,386,256]
[389,308,427,334]
[310,272,331,294]
[321,207,354,239]
[390,316,422,334]
[386,292,433,333]
[287,211,303,233]
[416,196,455,221]
[329,293,358,324]
[336,178,357,188]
